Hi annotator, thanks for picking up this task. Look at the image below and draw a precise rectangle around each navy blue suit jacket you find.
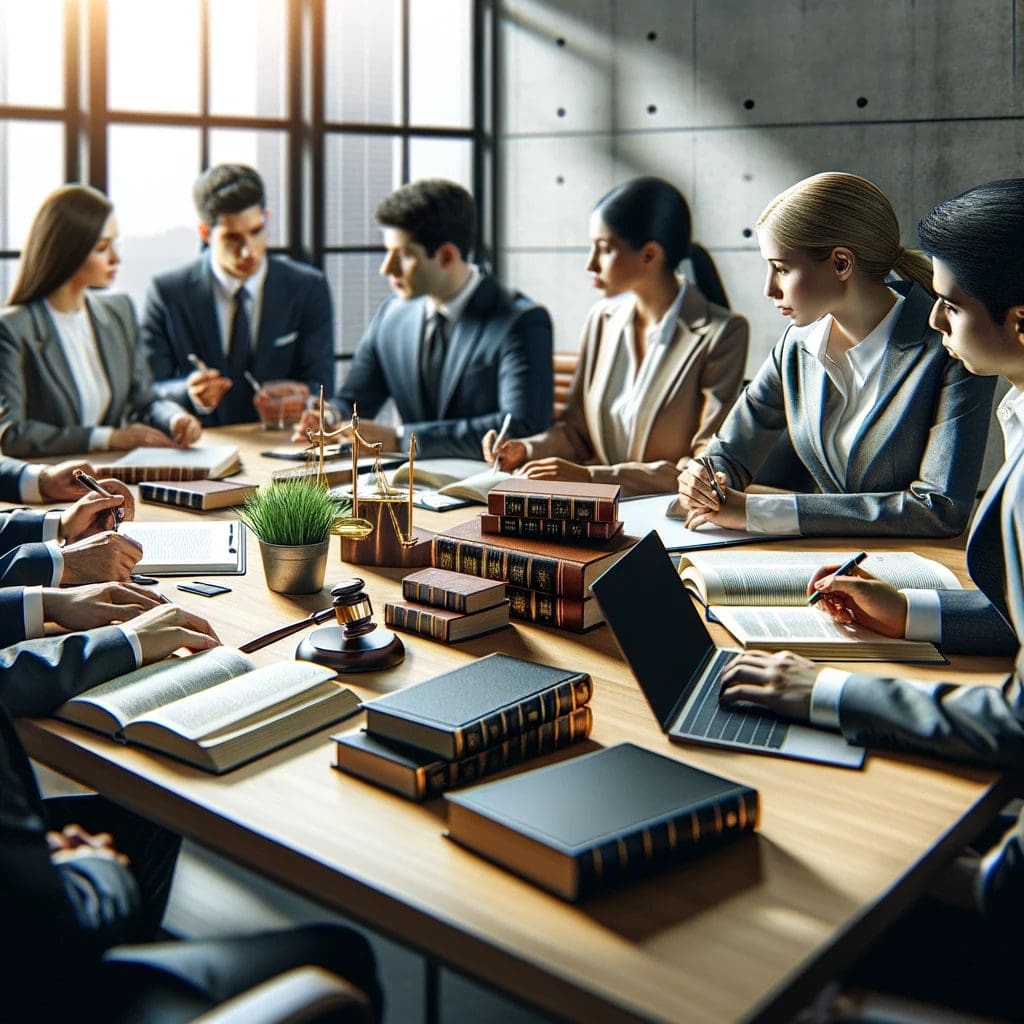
[336,274,554,458]
[141,254,335,426]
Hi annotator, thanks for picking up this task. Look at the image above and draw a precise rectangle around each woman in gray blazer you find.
[677,172,995,537]
[0,185,201,457]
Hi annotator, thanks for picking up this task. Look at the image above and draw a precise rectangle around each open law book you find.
[390,458,514,507]
[679,550,962,662]
[55,648,359,773]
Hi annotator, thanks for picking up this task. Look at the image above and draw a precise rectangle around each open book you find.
[679,550,962,662]
[390,458,513,508]
[55,648,359,773]
[123,520,246,575]
[98,445,241,483]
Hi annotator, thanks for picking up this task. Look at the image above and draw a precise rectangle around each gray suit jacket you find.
[704,282,997,536]
[0,457,28,501]
[0,294,184,456]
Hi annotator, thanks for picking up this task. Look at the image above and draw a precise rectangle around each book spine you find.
[432,536,584,598]
[421,707,593,798]
[384,603,452,642]
[139,483,205,510]
[505,586,588,631]
[487,492,619,524]
[104,466,209,485]
[480,514,619,543]
[574,788,760,899]
[450,672,594,758]
[401,579,468,613]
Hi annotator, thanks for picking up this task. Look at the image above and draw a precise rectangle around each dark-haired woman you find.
[0,184,201,456]
[482,176,748,496]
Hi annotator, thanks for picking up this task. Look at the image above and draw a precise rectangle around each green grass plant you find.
[239,480,350,546]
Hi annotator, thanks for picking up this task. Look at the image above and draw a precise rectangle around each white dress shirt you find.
[746,293,905,535]
[210,257,268,354]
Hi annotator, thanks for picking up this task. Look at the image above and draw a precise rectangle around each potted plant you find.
[239,479,348,594]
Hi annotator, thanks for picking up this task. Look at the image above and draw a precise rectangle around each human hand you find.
[170,412,202,446]
[807,564,907,638]
[482,431,527,472]
[109,423,179,450]
[60,532,143,584]
[37,460,93,501]
[42,581,166,631]
[58,491,128,542]
[291,404,341,443]
[187,368,232,411]
[48,825,129,867]
[517,457,590,483]
[718,650,818,722]
[341,418,397,450]
[132,603,221,663]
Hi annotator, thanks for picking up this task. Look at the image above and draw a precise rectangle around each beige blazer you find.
[521,282,748,496]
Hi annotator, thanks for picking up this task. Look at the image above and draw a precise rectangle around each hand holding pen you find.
[807,551,868,605]
[186,353,233,411]
[483,413,528,473]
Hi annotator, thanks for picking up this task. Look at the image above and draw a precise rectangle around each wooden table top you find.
[16,426,1014,1024]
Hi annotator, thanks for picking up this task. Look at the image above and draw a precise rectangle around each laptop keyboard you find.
[678,649,787,750]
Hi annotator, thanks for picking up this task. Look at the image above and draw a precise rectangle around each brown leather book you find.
[480,513,623,544]
[384,599,511,643]
[432,517,634,601]
[506,586,604,632]
[488,479,621,523]
[401,567,506,613]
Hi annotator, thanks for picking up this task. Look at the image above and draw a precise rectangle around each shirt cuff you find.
[42,511,61,542]
[745,494,801,535]
[23,586,44,639]
[902,589,942,644]
[19,464,44,503]
[45,541,63,586]
[810,667,853,730]
[116,625,143,667]
[89,427,114,452]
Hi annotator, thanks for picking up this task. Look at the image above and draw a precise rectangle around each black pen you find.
[807,551,867,605]
[73,469,124,531]
[699,456,726,504]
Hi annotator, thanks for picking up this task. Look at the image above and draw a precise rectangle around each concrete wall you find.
[497,0,1024,371]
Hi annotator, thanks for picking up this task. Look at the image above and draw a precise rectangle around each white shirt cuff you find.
[902,589,942,644]
[810,667,853,730]
[116,625,143,667]
[41,511,61,542]
[45,541,63,586]
[23,586,45,639]
[89,427,114,451]
[19,464,44,503]
[745,494,801,535]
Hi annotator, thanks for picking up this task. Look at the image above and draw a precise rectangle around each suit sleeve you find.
[334,302,395,422]
[0,457,28,503]
[291,272,336,396]
[0,509,48,555]
[403,304,555,459]
[140,278,192,409]
[0,541,59,587]
[934,589,1019,656]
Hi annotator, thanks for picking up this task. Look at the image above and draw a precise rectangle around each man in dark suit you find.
[141,164,335,426]
[293,179,553,459]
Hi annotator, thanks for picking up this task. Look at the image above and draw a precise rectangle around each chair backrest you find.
[553,352,579,420]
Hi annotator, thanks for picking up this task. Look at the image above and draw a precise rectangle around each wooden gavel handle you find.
[239,606,336,654]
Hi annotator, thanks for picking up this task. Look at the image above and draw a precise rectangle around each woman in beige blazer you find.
[482,177,749,496]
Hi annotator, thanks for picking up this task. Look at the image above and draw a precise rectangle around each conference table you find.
[16,426,1016,1024]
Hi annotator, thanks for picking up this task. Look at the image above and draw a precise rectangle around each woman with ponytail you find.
[678,171,995,536]
[482,176,748,496]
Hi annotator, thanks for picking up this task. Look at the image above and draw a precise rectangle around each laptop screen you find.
[591,531,716,729]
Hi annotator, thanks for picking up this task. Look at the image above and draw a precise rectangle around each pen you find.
[807,551,868,605]
[491,412,512,474]
[243,371,262,393]
[186,353,209,372]
[699,456,726,504]
[73,469,124,531]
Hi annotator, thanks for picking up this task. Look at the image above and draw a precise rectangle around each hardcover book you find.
[384,599,511,643]
[432,518,633,601]
[481,513,623,544]
[55,647,358,773]
[506,586,604,632]
[487,479,621,523]
[361,652,593,760]
[98,445,241,483]
[139,478,258,511]
[390,458,512,503]
[401,567,506,614]
[333,706,593,800]
[446,742,759,901]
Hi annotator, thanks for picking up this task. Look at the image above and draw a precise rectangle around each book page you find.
[621,495,781,551]
[106,444,239,476]
[127,521,242,574]
[390,459,513,503]
[714,605,886,643]
[64,647,253,730]
[679,550,962,606]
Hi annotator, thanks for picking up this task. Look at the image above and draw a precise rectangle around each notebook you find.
[590,531,865,769]
[620,495,784,552]
[123,520,247,576]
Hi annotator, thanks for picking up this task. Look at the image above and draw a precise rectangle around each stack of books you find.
[432,482,634,631]
[384,567,511,643]
[333,653,594,800]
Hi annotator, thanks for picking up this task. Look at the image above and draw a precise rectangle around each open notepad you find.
[622,494,784,551]
[679,549,961,662]
[124,520,247,575]
[55,647,359,773]
[389,458,514,510]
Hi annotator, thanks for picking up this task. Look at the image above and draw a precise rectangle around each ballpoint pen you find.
[491,412,512,475]
[73,469,124,531]
[807,551,867,605]
[186,353,209,372]
[699,456,726,504]
[243,371,262,393]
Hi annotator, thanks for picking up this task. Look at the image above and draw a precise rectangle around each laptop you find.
[591,532,865,769]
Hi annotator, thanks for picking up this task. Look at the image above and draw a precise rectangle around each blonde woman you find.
[677,172,995,536]
[0,185,200,456]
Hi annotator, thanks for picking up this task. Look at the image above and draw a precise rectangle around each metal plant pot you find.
[258,539,330,594]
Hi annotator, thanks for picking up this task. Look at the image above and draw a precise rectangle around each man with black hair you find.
[142,164,335,426]
[293,178,553,458]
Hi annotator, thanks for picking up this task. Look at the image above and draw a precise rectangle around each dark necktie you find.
[227,287,252,382]
[420,311,448,416]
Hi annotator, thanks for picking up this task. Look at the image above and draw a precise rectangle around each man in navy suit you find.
[141,164,335,426]
[293,179,553,458]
